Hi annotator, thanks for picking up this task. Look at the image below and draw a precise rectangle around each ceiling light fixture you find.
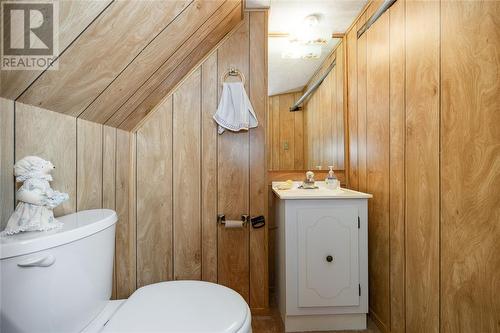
[279,14,327,60]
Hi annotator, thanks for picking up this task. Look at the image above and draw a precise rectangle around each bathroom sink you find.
[272,181,372,200]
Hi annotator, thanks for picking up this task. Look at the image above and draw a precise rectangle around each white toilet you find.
[0,209,252,333]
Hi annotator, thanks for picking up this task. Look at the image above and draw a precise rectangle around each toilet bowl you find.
[0,209,251,333]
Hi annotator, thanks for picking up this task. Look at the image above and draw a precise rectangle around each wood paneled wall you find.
[303,43,345,171]
[267,92,304,170]
[440,2,500,331]
[130,11,269,310]
[0,10,268,311]
[0,97,130,299]
[345,0,500,332]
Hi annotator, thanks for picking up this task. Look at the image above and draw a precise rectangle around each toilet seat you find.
[101,281,252,333]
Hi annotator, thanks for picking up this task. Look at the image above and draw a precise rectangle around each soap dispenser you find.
[325,165,340,190]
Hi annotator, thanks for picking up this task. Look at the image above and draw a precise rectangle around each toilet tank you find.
[0,209,117,333]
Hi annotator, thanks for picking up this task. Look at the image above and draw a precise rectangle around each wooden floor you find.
[252,304,381,333]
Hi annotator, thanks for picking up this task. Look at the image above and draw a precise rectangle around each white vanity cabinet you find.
[273,183,372,332]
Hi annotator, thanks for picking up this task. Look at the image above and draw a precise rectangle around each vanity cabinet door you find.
[297,206,359,307]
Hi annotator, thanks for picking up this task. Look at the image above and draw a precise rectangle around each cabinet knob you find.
[326,255,334,263]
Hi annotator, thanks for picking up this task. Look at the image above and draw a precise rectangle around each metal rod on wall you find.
[357,0,397,39]
[289,59,336,112]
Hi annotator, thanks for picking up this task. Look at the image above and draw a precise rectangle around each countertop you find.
[272,181,373,200]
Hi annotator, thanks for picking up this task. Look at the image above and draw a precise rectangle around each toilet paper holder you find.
[217,214,249,226]
[217,214,266,229]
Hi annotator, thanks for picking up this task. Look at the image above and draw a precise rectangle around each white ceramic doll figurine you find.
[1,156,69,236]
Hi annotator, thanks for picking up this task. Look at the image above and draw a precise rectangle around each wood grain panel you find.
[217,15,250,301]
[102,126,116,211]
[0,0,112,99]
[115,129,136,299]
[346,27,358,190]
[278,93,295,170]
[15,103,76,216]
[366,9,390,332]
[270,95,280,169]
[136,96,173,287]
[441,2,500,332]
[335,44,345,170]
[76,119,102,211]
[0,98,14,230]
[18,0,191,116]
[311,85,320,168]
[405,1,440,332]
[112,1,243,130]
[173,69,202,280]
[356,13,367,193]
[79,0,225,124]
[249,10,268,310]
[201,52,219,283]
[293,92,304,170]
[320,70,333,169]
[389,1,406,332]
[102,125,117,300]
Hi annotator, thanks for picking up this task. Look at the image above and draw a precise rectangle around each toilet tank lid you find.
[0,209,117,259]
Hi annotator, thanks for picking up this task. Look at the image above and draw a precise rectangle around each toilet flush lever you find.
[17,254,55,267]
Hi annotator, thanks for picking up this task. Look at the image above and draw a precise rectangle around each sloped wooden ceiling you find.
[1,0,243,131]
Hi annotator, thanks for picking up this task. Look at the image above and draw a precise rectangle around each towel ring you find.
[220,67,245,85]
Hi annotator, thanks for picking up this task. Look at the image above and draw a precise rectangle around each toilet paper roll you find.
[224,220,244,229]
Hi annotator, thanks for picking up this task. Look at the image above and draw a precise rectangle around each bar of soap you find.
[276,180,293,190]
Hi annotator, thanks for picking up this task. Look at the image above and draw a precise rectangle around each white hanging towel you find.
[213,82,258,134]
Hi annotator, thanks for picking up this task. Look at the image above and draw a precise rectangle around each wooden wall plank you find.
[102,126,116,211]
[15,103,76,217]
[356,13,367,193]
[173,69,202,280]
[18,0,191,116]
[0,0,112,99]
[136,97,173,287]
[270,95,280,169]
[320,71,333,169]
[115,129,136,299]
[0,98,14,230]
[102,125,117,300]
[249,10,268,310]
[389,1,406,332]
[366,9,390,332]
[76,119,103,211]
[335,43,345,170]
[266,97,272,170]
[113,1,243,130]
[346,27,358,190]
[80,0,225,124]
[201,52,219,283]
[405,1,440,332]
[311,86,320,168]
[278,93,295,170]
[293,92,304,170]
[217,14,250,301]
[441,2,500,332]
